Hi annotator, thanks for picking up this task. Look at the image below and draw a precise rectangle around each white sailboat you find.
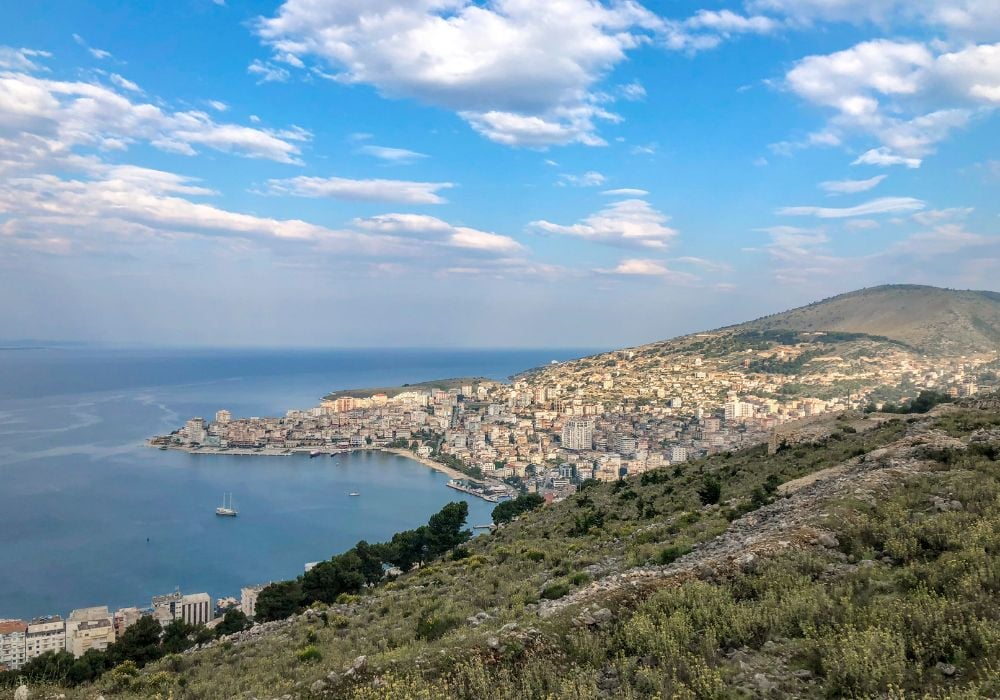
[215,492,238,517]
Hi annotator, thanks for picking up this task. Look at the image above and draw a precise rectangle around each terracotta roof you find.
[0,620,27,634]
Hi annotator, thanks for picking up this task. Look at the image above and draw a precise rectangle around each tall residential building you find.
[152,591,212,626]
[0,620,28,670]
[66,607,115,658]
[214,409,232,424]
[183,417,207,444]
[561,418,594,451]
[113,608,146,636]
[25,617,66,662]
[240,584,268,619]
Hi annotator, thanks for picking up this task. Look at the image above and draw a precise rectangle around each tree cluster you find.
[256,502,471,621]
[491,493,544,524]
[0,615,223,689]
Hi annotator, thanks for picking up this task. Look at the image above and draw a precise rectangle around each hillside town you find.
[0,589,262,671]
[3,333,998,674]
[152,332,999,503]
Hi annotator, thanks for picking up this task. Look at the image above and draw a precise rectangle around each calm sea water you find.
[0,347,592,620]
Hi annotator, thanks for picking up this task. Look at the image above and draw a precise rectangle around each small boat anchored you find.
[215,492,239,517]
[348,491,360,497]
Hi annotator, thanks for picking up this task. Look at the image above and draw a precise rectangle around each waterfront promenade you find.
[152,441,486,484]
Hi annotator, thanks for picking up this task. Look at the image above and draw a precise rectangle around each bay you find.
[0,347,592,620]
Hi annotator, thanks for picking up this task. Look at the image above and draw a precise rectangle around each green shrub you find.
[296,646,322,663]
[541,583,570,600]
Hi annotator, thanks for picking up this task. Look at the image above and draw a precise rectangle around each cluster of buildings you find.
[0,589,264,671]
[153,335,997,505]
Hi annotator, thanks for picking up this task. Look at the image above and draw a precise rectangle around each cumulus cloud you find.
[255,0,665,147]
[265,175,454,204]
[0,66,308,165]
[778,196,925,218]
[819,174,887,194]
[784,39,1000,160]
[0,47,50,71]
[531,198,678,249]
[0,165,381,253]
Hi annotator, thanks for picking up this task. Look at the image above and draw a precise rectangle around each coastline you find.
[148,441,484,484]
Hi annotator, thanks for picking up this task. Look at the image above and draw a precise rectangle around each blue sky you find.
[0,0,997,347]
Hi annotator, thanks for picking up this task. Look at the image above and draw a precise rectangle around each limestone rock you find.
[13,686,28,700]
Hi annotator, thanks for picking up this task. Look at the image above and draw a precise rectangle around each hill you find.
[12,397,1000,698]
[737,285,1000,355]
[323,377,493,402]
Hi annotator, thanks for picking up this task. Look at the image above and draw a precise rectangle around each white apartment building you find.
[66,607,115,657]
[153,591,212,626]
[240,584,268,619]
[561,418,594,451]
[25,617,66,662]
[113,608,145,636]
[0,620,28,670]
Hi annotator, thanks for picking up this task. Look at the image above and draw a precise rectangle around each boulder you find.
[936,662,957,677]
[310,679,327,693]
[815,532,839,549]
[13,686,29,700]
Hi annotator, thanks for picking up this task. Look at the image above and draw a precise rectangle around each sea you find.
[0,346,593,621]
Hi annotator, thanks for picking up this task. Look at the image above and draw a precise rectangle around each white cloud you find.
[619,81,646,101]
[89,47,112,60]
[358,145,427,163]
[531,198,678,249]
[353,213,523,254]
[685,9,780,34]
[0,47,50,71]
[852,148,922,168]
[207,100,228,112]
[845,219,880,230]
[602,188,649,197]
[109,74,142,93]
[660,9,781,53]
[560,171,606,187]
[784,40,1000,160]
[248,59,290,83]
[674,256,734,272]
[749,0,1000,39]
[629,142,657,155]
[265,175,454,204]
[0,166,381,250]
[0,69,307,165]
[777,196,925,218]
[596,258,701,283]
[819,174,887,194]
[256,0,666,147]
[600,258,670,275]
